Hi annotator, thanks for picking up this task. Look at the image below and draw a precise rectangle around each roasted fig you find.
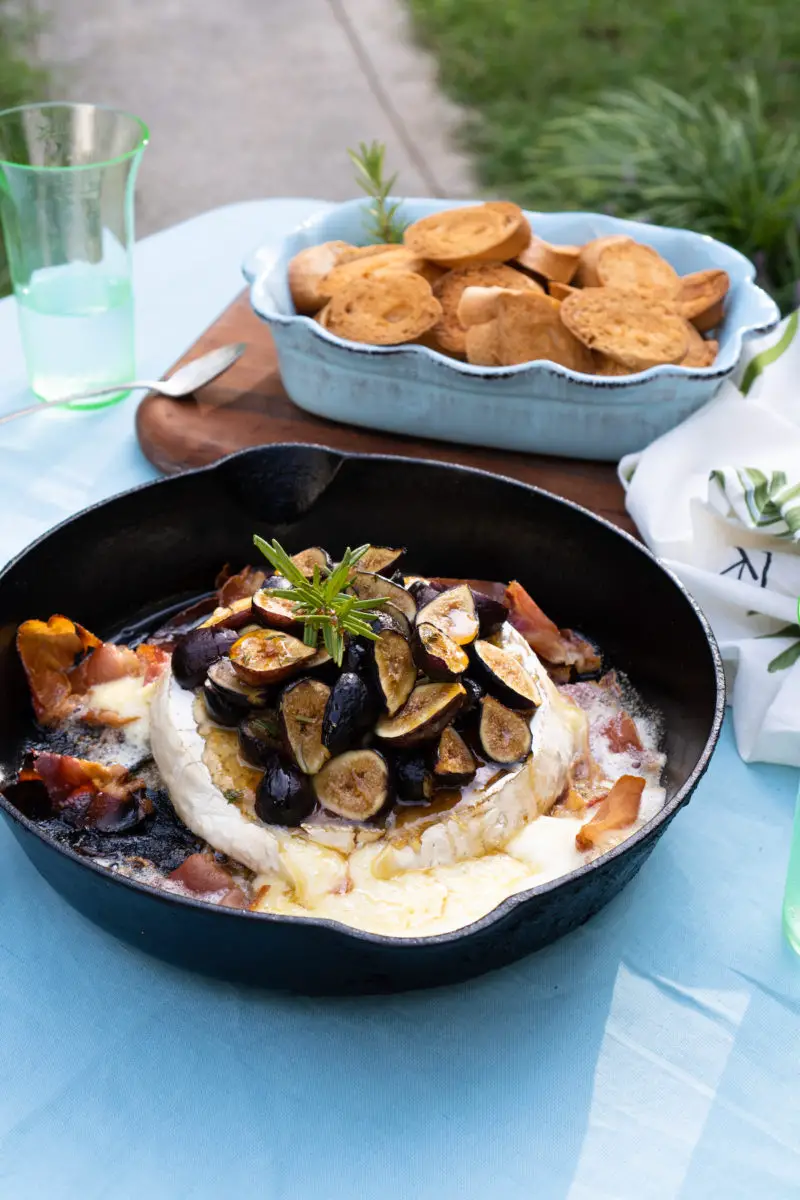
[478,695,532,764]
[206,657,270,710]
[415,585,479,646]
[375,682,465,748]
[343,636,374,674]
[252,588,301,631]
[461,676,485,714]
[291,547,332,577]
[256,755,316,826]
[372,604,412,641]
[238,711,284,766]
[172,626,238,689]
[229,628,317,685]
[412,622,469,681]
[358,546,405,575]
[351,571,416,622]
[393,754,433,803]
[471,640,541,711]
[322,671,377,755]
[313,749,389,820]
[374,628,416,716]
[261,573,293,592]
[471,588,509,637]
[408,579,441,609]
[433,725,477,787]
[203,680,244,727]
[280,678,331,774]
[199,596,254,630]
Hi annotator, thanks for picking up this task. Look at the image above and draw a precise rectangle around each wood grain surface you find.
[135,291,635,535]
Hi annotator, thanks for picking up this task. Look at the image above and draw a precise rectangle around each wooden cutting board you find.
[136,291,635,535]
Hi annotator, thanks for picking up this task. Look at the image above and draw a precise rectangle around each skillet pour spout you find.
[0,444,724,993]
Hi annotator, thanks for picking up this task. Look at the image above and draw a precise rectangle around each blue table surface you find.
[1,201,799,1200]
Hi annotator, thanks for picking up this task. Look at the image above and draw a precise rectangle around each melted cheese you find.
[84,675,158,750]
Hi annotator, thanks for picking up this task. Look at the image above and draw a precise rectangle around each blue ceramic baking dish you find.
[243,199,779,462]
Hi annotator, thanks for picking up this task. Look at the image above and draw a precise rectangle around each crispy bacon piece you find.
[576,774,645,851]
[215,565,266,606]
[169,853,247,908]
[602,711,644,755]
[29,751,152,832]
[16,615,168,726]
[505,580,601,675]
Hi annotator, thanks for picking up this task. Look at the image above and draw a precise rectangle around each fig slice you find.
[412,622,469,681]
[206,657,271,713]
[375,682,465,747]
[200,596,254,630]
[478,695,532,764]
[393,754,434,803]
[350,571,417,622]
[280,678,331,774]
[358,546,405,575]
[229,628,316,685]
[238,711,284,766]
[322,671,377,755]
[374,628,417,716]
[252,588,301,631]
[313,749,389,820]
[172,626,238,689]
[291,547,332,577]
[433,725,477,787]
[471,640,541,711]
[256,754,316,826]
[415,584,479,646]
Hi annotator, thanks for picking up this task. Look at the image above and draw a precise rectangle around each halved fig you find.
[172,626,238,689]
[313,749,389,820]
[280,678,331,774]
[204,679,244,727]
[256,754,316,826]
[433,725,477,787]
[252,588,301,631]
[200,596,254,630]
[373,604,412,640]
[393,754,433,803]
[415,585,479,646]
[229,628,317,685]
[322,671,377,755]
[358,546,405,575]
[291,547,332,577]
[478,695,532,764]
[408,579,441,610]
[261,573,293,592]
[374,628,416,716]
[412,622,469,681]
[238,711,284,766]
[206,658,271,712]
[375,682,465,747]
[471,640,542,711]
[351,571,416,622]
[471,588,509,637]
[343,636,374,675]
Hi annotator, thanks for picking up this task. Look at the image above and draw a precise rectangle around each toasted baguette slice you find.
[470,291,595,371]
[431,264,540,354]
[457,285,521,329]
[593,354,637,376]
[515,234,581,284]
[324,272,442,346]
[560,287,689,370]
[320,246,439,298]
[404,202,529,268]
[465,320,503,366]
[678,268,729,331]
[315,303,332,329]
[548,281,579,302]
[575,235,632,288]
[595,239,679,295]
[289,241,356,314]
[681,322,719,368]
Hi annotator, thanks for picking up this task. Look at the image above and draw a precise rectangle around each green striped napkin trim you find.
[740,312,798,396]
[709,467,800,541]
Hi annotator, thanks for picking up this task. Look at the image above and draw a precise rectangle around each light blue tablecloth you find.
[1,201,799,1200]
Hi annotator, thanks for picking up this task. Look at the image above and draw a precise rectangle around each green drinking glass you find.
[0,102,148,409]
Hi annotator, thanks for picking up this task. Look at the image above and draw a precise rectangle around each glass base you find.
[33,386,132,412]
[783,904,800,956]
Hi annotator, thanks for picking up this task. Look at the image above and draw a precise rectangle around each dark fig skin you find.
[322,672,377,755]
[256,755,316,826]
[202,680,243,728]
[238,712,284,767]
[392,754,433,804]
[470,588,509,637]
[172,626,238,689]
[344,636,374,674]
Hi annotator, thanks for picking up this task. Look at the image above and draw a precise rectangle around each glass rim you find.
[0,101,149,172]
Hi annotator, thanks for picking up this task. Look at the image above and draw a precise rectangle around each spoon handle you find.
[0,382,147,426]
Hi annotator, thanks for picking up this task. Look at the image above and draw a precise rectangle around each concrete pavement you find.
[39,0,474,235]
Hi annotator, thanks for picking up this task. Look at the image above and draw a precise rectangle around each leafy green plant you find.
[520,77,800,312]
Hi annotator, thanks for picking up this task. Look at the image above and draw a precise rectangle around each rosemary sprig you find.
[347,140,406,244]
[252,537,386,666]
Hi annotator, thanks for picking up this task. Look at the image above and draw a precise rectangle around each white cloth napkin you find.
[619,312,800,766]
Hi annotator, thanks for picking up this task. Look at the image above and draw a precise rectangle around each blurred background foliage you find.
[407,0,800,310]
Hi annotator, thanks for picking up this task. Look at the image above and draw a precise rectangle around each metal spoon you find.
[0,342,246,425]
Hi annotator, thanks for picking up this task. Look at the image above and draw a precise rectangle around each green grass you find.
[407,0,800,189]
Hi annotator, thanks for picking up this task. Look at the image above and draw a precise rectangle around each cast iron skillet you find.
[0,445,724,993]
